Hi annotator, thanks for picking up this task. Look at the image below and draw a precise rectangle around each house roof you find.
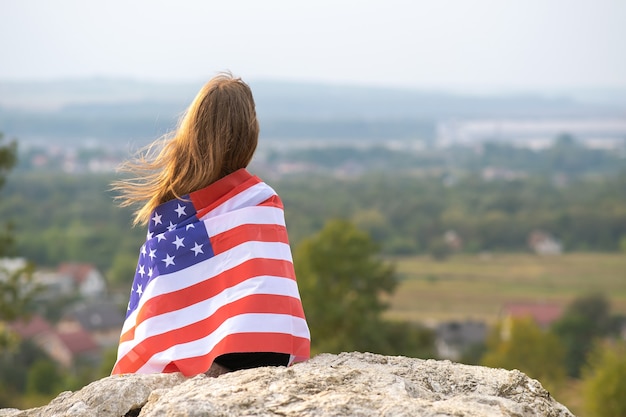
[57,328,99,355]
[436,320,487,346]
[57,262,97,285]
[63,301,125,331]
[9,315,54,338]
[502,302,563,327]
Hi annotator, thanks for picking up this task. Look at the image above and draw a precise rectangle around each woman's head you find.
[114,73,260,225]
[169,73,259,194]
[178,73,259,181]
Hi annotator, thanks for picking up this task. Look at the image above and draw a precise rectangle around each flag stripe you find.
[201,205,286,237]
[195,181,274,220]
[126,239,293,324]
[210,223,289,256]
[190,170,261,217]
[115,297,307,373]
[119,268,299,345]
[135,315,310,374]
[118,240,294,339]
[161,332,310,375]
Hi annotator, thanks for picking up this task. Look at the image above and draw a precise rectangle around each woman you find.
[111,73,310,377]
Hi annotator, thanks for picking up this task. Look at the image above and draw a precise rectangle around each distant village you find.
[0,226,568,370]
[2,115,624,370]
[1,258,122,369]
[14,117,626,177]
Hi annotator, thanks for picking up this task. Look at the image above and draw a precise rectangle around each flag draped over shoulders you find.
[112,169,310,376]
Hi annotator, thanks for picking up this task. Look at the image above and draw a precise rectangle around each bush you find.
[582,341,626,417]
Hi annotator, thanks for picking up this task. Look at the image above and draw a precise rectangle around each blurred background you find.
[0,1,625,415]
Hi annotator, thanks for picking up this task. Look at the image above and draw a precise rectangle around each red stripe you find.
[258,194,284,209]
[114,293,306,374]
[118,258,296,344]
[210,223,290,255]
[192,172,262,218]
[164,332,311,376]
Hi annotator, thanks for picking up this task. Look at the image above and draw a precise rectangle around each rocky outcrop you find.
[0,352,574,416]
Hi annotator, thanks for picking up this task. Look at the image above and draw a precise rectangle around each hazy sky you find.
[1,0,625,91]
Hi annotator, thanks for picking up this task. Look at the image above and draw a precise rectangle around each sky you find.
[1,0,625,92]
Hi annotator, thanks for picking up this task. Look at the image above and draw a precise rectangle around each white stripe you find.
[135,313,310,374]
[116,276,302,357]
[119,241,294,335]
[200,182,276,220]
[202,206,286,237]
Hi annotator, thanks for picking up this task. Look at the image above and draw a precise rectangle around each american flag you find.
[112,169,310,376]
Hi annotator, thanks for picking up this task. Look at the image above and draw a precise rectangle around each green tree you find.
[581,341,626,417]
[552,293,613,377]
[481,317,567,392]
[106,252,139,289]
[0,134,39,349]
[295,219,435,357]
[26,359,62,396]
[295,219,397,353]
[0,133,17,255]
[0,339,49,407]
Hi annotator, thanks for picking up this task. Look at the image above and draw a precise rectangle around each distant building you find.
[443,230,463,251]
[9,315,99,368]
[58,301,125,348]
[437,118,626,150]
[57,262,107,297]
[527,230,563,255]
[33,270,74,300]
[501,302,563,330]
[31,262,107,299]
[435,320,487,361]
[0,257,28,280]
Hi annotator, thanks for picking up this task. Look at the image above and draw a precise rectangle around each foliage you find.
[0,166,625,273]
[26,359,62,396]
[552,294,615,378]
[0,133,41,350]
[481,317,567,393]
[0,133,17,255]
[97,347,119,379]
[295,219,396,353]
[581,341,626,417]
[0,172,145,272]
[0,339,49,407]
[0,262,38,322]
[294,219,434,357]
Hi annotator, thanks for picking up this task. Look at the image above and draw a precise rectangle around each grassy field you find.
[385,252,626,326]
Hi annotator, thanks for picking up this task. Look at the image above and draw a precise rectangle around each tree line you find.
[2,132,626,414]
[1,166,625,277]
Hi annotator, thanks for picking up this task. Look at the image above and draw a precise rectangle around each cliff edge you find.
[0,352,574,417]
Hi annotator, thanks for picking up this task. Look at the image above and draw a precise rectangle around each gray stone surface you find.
[0,352,574,416]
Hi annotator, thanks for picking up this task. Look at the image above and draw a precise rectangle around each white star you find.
[136,283,143,295]
[175,204,187,218]
[152,212,162,225]
[186,224,195,231]
[157,233,166,242]
[191,242,204,256]
[147,267,153,278]
[140,245,147,256]
[147,231,154,240]
[162,254,175,267]
[127,302,131,311]
[172,235,185,249]
[167,221,176,232]
[148,248,157,260]
[138,264,145,277]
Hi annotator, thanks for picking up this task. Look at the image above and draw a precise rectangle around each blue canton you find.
[126,195,215,317]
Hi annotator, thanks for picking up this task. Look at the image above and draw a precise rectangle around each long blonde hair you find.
[113,73,259,226]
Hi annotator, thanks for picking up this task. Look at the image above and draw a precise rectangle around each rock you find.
[1,352,574,416]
